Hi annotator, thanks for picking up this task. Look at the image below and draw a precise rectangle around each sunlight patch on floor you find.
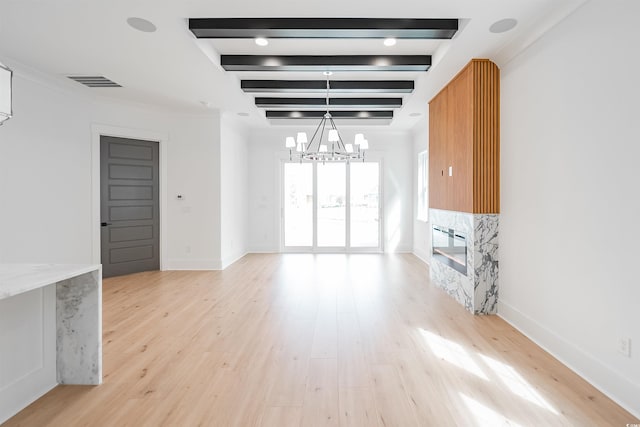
[479,354,559,415]
[460,393,524,427]
[419,327,561,421]
[419,328,489,380]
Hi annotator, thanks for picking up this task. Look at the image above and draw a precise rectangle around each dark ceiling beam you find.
[221,55,431,72]
[256,97,402,109]
[189,18,458,39]
[241,80,414,93]
[266,110,393,119]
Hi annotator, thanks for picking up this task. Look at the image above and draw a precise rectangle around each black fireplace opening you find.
[432,225,467,275]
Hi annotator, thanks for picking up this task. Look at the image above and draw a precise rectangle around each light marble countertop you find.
[0,264,101,300]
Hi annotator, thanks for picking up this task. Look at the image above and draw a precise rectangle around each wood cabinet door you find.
[429,87,448,210]
[428,59,500,214]
[447,65,474,212]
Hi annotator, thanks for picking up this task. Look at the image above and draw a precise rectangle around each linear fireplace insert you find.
[432,225,467,275]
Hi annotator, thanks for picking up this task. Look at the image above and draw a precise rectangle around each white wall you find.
[220,115,249,268]
[0,69,93,263]
[247,127,413,253]
[499,0,640,416]
[0,63,232,423]
[0,60,225,269]
[92,100,222,270]
[411,115,431,264]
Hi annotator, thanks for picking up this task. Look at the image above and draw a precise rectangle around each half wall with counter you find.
[0,264,102,424]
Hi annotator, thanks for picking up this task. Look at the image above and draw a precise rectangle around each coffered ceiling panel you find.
[192,17,453,122]
[189,18,458,39]
[240,80,415,93]
[266,110,394,119]
[220,55,432,72]
[0,0,589,129]
[255,97,403,109]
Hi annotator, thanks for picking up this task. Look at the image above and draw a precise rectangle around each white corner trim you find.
[493,0,589,67]
[386,246,413,254]
[498,300,640,419]
[412,248,431,265]
[90,124,169,270]
[221,251,248,270]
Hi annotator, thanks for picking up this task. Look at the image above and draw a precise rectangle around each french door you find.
[282,160,381,252]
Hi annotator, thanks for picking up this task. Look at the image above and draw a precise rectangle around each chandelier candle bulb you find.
[360,139,369,150]
[296,132,308,144]
[345,143,354,153]
[354,133,365,145]
[319,144,328,153]
[285,136,296,148]
[328,129,339,142]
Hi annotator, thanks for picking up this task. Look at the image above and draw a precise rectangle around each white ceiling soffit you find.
[0,0,589,130]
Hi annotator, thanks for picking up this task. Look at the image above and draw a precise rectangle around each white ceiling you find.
[0,0,587,130]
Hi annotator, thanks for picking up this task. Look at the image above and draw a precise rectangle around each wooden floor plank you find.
[370,364,421,427]
[260,406,303,427]
[3,254,637,426]
[338,387,380,427]
[300,358,339,427]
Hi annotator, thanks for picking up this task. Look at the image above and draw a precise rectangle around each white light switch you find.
[448,166,453,176]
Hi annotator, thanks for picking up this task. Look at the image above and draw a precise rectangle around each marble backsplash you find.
[429,208,499,315]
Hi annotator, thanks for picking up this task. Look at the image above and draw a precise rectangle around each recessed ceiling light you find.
[409,112,422,117]
[255,37,269,46]
[323,71,333,76]
[489,18,518,34]
[127,17,157,33]
[237,112,249,117]
[384,37,397,47]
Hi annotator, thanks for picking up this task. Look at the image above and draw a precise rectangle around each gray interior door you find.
[100,136,160,278]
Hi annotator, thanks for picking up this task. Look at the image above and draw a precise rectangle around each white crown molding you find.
[0,52,93,102]
[493,0,589,67]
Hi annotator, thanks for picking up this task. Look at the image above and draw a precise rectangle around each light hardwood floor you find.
[5,254,638,426]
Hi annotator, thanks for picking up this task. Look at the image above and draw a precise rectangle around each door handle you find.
[101,222,113,227]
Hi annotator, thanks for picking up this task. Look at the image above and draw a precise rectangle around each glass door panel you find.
[350,162,380,248]
[317,163,346,247]
[283,163,313,247]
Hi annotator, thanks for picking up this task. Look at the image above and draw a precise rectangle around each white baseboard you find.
[164,258,222,271]
[498,300,640,419]
[412,248,431,265]
[0,381,57,425]
[386,246,413,254]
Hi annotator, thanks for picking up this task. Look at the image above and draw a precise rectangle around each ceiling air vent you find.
[67,76,121,88]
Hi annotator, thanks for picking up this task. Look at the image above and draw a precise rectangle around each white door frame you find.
[278,154,384,253]
[90,124,168,270]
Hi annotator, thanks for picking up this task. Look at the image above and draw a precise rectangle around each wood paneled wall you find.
[473,60,500,213]
[429,59,500,214]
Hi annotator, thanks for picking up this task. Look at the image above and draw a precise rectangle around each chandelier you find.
[285,73,369,162]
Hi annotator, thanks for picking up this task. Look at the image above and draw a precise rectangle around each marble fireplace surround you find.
[429,208,499,314]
